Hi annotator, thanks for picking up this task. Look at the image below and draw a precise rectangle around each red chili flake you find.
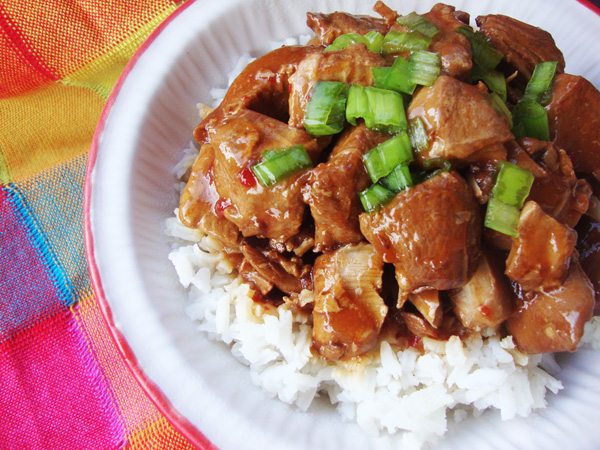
[479,305,492,317]
[408,334,420,348]
[215,198,232,217]
[238,167,257,187]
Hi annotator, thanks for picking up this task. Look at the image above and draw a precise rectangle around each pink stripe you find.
[0,311,125,449]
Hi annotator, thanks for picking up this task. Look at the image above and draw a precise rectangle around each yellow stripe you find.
[60,5,177,99]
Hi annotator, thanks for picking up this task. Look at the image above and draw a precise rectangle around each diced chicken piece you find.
[204,109,323,246]
[408,290,442,328]
[546,74,600,181]
[520,138,591,228]
[304,125,389,252]
[179,144,241,249]
[424,3,472,79]
[506,201,576,291]
[195,45,322,143]
[312,242,387,360]
[449,249,513,330]
[239,241,312,295]
[306,10,388,46]
[407,76,512,164]
[476,14,565,90]
[288,44,387,128]
[359,171,481,304]
[507,262,594,354]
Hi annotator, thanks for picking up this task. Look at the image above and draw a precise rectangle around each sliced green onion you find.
[372,58,416,94]
[423,157,451,173]
[381,30,432,56]
[484,197,520,237]
[363,132,413,183]
[346,85,407,134]
[396,12,440,38]
[456,26,503,71]
[512,99,550,141]
[488,92,513,128]
[471,65,507,101]
[324,33,365,52]
[363,86,407,134]
[408,117,429,153]
[379,163,413,192]
[303,81,349,136]
[409,50,440,86]
[522,60,558,104]
[491,161,534,208]
[359,184,396,212]
[324,31,384,53]
[346,84,367,126]
[363,30,384,54]
[251,144,313,188]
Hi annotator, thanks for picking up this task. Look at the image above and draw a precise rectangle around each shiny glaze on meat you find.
[359,171,481,304]
[180,2,600,360]
[304,124,389,252]
[407,75,512,164]
[312,242,387,360]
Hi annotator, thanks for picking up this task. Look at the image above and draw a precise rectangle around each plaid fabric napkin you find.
[0,1,200,448]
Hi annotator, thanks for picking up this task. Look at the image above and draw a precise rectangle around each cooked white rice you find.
[165,206,600,447]
[165,40,600,448]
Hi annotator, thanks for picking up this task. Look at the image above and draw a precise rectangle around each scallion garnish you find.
[408,117,429,153]
[471,65,507,101]
[364,86,408,134]
[303,81,349,136]
[324,31,384,54]
[483,161,534,237]
[363,132,413,183]
[522,60,558,105]
[251,144,313,188]
[359,183,396,212]
[456,26,503,72]
[484,197,520,237]
[381,30,432,55]
[396,12,440,38]
[346,84,367,126]
[372,57,416,94]
[379,163,413,192]
[491,161,534,208]
[488,92,513,127]
[346,85,407,134]
[409,50,441,86]
[511,99,550,141]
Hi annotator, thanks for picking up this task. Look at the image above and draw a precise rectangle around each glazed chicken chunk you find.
[507,262,594,354]
[312,242,388,360]
[304,124,389,252]
[359,171,481,304]
[546,73,600,181]
[204,109,323,246]
[407,75,513,163]
[505,201,577,292]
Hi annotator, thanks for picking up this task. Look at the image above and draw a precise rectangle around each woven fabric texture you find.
[0,1,197,448]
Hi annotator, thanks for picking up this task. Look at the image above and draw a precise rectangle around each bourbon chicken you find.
[179,2,599,360]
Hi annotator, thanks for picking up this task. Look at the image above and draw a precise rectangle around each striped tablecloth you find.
[1,1,599,449]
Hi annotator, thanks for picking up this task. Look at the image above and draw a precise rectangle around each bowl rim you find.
[83,0,214,448]
[82,1,600,449]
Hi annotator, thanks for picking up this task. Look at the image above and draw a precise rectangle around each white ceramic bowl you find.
[85,1,600,449]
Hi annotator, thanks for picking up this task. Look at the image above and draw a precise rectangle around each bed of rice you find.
[164,41,600,449]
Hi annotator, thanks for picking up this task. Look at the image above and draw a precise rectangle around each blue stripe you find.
[2,184,76,307]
